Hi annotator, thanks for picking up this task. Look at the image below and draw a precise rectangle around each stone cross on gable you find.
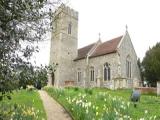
[98,33,101,41]
[126,24,128,31]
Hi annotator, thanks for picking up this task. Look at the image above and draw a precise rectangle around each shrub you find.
[74,87,79,91]
[84,88,93,95]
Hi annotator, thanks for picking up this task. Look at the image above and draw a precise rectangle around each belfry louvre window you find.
[104,63,111,81]
[68,22,72,34]
[90,67,94,81]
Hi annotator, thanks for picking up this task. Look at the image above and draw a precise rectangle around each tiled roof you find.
[74,35,123,61]
[74,43,95,60]
[91,36,123,58]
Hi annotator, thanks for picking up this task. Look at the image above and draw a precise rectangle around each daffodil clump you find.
[65,91,133,120]
[45,87,160,120]
[0,102,44,120]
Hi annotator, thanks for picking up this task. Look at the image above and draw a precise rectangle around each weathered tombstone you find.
[130,89,141,107]
[157,81,160,96]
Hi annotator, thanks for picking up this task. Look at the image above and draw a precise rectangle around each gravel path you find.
[38,90,72,120]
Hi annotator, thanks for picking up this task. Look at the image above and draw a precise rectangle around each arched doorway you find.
[51,72,55,86]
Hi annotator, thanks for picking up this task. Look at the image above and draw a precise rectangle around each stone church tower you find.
[49,4,78,87]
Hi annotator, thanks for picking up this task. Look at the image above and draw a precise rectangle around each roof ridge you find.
[87,40,102,56]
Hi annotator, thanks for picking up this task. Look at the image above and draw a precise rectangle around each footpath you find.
[38,90,72,120]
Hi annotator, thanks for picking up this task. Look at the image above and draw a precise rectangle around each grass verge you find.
[0,89,47,120]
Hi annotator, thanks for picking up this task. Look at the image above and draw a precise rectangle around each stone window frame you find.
[77,68,81,82]
[103,62,111,81]
[68,22,72,34]
[89,66,95,81]
[126,55,132,78]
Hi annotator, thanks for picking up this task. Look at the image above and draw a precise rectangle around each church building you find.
[48,4,141,89]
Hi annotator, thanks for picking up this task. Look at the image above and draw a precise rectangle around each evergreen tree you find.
[142,42,160,87]
[137,58,144,84]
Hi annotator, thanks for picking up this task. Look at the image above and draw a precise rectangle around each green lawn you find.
[0,89,47,120]
[45,87,160,120]
[97,88,160,119]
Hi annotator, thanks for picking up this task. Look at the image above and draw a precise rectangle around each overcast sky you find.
[34,0,160,66]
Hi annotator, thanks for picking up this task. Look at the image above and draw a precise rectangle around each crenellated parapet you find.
[53,4,78,20]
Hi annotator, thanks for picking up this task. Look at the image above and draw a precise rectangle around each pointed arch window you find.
[90,67,94,81]
[104,63,111,81]
[77,68,81,82]
[68,22,72,34]
[126,56,131,78]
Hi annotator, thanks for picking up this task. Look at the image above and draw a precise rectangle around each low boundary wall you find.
[135,87,157,94]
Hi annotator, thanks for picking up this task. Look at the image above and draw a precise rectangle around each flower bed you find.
[45,87,160,120]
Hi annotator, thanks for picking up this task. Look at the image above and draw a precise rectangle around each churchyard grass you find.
[45,87,160,120]
[0,89,47,120]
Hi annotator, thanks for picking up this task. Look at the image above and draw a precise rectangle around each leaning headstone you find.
[157,81,160,96]
[130,89,141,107]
